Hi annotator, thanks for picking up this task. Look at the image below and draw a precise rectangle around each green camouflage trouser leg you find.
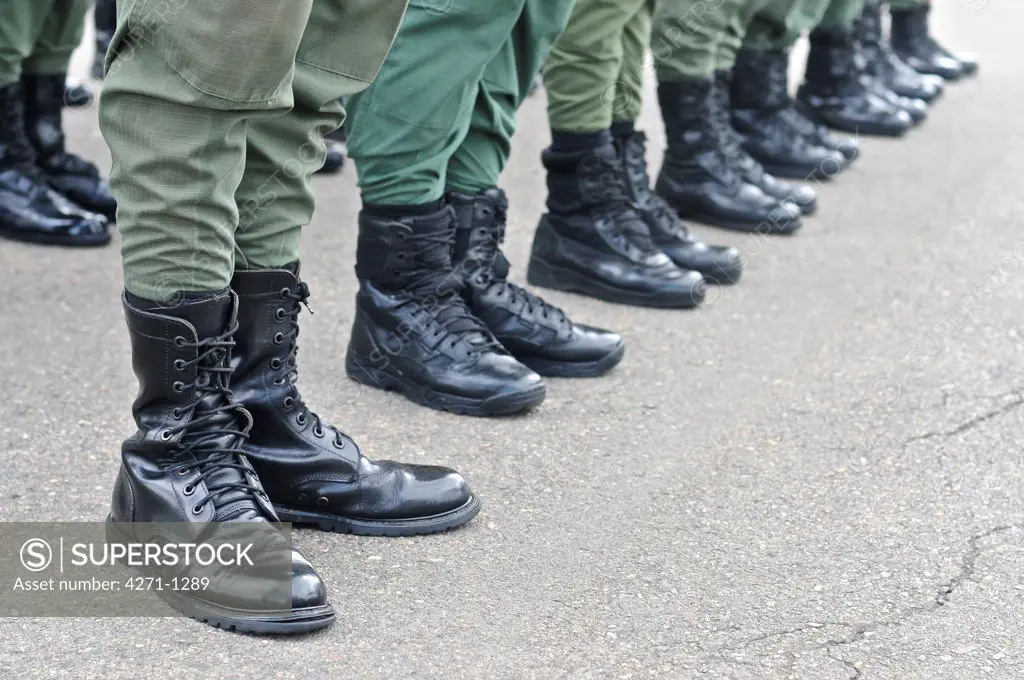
[543,0,651,133]
[745,0,866,50]
[346,0,575,204]
[651,0,750,83]
[888,0,927,10]
[100,0,407,301]
[0,0,88,86]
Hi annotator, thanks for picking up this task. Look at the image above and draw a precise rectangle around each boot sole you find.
[676,210,802,236]
[758,160,845,182]
[526,257,704,310]
[0,226,111,248]
[345,352,546,417]
[516,340,626,378]
[104,516,335,635]
[794,101,911,138]
[274,495,482,537]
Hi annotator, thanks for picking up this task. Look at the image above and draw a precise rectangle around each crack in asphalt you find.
[711,525,1024,676]
[901,390,1024,451]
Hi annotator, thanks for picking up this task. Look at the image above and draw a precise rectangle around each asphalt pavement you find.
[1,4,1022,678]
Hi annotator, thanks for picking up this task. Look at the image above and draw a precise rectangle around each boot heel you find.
[526,256,564,291]
[345,349,399,391]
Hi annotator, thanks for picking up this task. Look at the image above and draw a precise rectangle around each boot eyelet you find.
[171,408,183,420]
[333,437,346,448]
[160,430,173,441]
[275,308,286,321]
[296,413,307,426]
[177,466,189,476]
[316,496,329,507]
[396,232,406,241]
[273,377,286,386]
[313,426,324,438]
[173,359,186,371]
[172,381,185,393]
[283,397,295,409]
[173,336,186,348]
[397,253,406,259]
[270,358,282,370]
[191,503,204,515]
[273,332,284,344]
[183,484,195,496]
[280,288,291,299]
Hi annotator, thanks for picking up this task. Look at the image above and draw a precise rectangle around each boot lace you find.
[580,151,661,254]
[166,323,266,515]
[471,200,570,328]
[273,283,355,448]
[621,132,692,242]
[394,229,503,353]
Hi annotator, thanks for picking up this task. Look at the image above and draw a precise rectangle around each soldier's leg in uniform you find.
[536,0,733,304]
[652,0,802,235]
[0,0,107,247]
[854,0,944,101]
[442,0,627,371]
[99,0,340,634]
[230,0,479,538]
[797,0,916,136]
[345,1,548,416]
[888,0,976,78]
[734,0,862,165]
[24,0,116,220]
[92,0,117,80]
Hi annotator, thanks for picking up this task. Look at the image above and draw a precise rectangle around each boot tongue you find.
[161,293,266,523]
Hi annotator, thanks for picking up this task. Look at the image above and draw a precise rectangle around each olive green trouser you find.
[543,0,651,132]
[650,0,761,83]
[346,0,575,204]
[0,0,89,86]
[745,0,866,50]
[888,0,927,10]
[100,0,407,301]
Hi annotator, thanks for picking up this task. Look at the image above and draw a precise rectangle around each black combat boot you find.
[854,2,943,102]
[890,4,977,80]
[731,48,853,180]
[528,143,706,309]
[348,205,546,416]
[109,291,335,634]
[655,79,802,234]
[92,0,116,80]
[22,73,117,220]
[613,128,743,285]
[449,188,625,377]
[231,266,481,534]
[0,82,108,246]
[796,28,914,137]
[713,70,818,215]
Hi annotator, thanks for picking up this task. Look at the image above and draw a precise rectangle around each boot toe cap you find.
[291,550,331,610]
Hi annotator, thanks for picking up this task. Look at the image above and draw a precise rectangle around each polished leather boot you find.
[730,50,851,181]
[348,206,546,416]
[655,79,802,235]
[796,28,914,137]
[854,3,943,102]
[92,0,116,80]
[0,82,108,246]
[316,119,346,175]
[109,291,335,634]
[63,81,94,109]
[614,129,743,285]
[22,73,117,220]
[231,267,481,534]
[528,144,706,309]
[450,188,625,376]
[713,70,817,216]
[890,5,976,80]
